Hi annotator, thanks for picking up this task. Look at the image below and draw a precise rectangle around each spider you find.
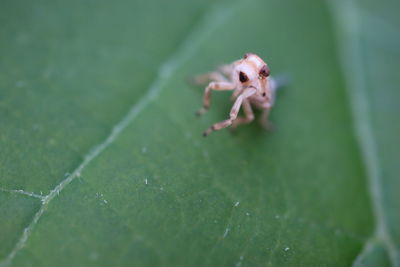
[194,53,282,136]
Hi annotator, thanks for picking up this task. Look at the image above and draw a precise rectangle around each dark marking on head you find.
[259,65,270,77]
[243,53,254,59]
[239,72,249,83]
[262,92,266,97]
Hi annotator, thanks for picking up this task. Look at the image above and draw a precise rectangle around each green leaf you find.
[0,0,398,266]
[329,0,400,265]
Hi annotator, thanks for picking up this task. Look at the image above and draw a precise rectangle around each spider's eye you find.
[259,65,270,77]
[243,53,252,59]
[239,71,249,83]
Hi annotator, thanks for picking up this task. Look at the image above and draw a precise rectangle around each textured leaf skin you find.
[0,0,398,266]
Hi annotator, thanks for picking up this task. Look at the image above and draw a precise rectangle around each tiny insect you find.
[194,53,284,136]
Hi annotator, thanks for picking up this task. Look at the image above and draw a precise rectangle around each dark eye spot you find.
[262,92,266,97]
[239,72,249,83]
[259,65,270,77]
[243,53,253,59]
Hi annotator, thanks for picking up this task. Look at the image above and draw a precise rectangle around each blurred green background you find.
[0,0,399,266]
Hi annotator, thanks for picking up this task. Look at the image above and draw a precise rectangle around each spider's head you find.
[237,53,270,96]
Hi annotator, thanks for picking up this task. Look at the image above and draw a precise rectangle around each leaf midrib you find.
[327,1,398,265]
[2,1,391,265]
[0,1,238,266]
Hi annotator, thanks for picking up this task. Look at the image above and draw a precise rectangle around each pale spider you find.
[194,53,282,136]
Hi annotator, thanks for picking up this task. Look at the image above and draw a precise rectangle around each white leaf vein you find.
[0,2,235,266]
[327,1,398,266]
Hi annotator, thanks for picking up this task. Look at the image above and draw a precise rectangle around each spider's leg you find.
[249,94,273,130]
[231,100,254,129]
[196,81,235,116]
[203,88,256,136]
[192,71,228,85]
[218,64,234,77]
[260,107,273,130]
[203,119,232,136]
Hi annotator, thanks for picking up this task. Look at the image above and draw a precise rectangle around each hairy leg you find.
[260,108,272,130]
[192,71,228,85]
[231,100,254,129]
[203,88,256,136]
[218,64,234,77]
[196,81,235,116]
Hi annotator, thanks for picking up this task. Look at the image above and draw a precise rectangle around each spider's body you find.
[195,53,280,136]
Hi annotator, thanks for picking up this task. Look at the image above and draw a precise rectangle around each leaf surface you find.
[329,0,400,265]
[0,0,398,266]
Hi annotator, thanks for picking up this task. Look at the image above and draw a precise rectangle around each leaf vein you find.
[0,188,44,201]
[0,2,235,265]
[328,1,398,265]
